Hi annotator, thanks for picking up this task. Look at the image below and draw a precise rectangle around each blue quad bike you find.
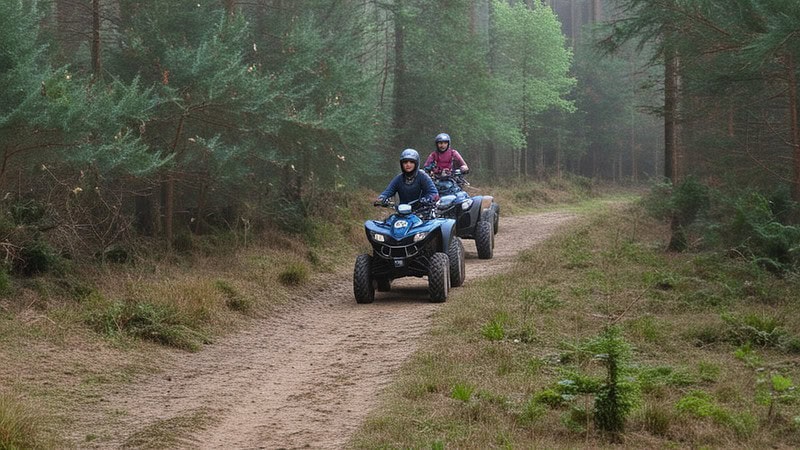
[353,200,466,304]
[432,170,500,260]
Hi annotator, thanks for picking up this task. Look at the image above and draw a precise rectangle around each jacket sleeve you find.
[379,175,401,200]
[424,153,438,171]
[420,172,439,202]
[452,150,466,167]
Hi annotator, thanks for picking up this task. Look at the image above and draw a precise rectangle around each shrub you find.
[87,300,210,352]
[588,326,640,434]
[0,394,47,449]
[714,191,800,272]
[214,279,252,313]
[278,261,309,286]
[15,240,60,276]
[481,315,507,341]
[451,383,475,402]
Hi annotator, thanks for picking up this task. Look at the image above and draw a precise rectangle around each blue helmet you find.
[400,148,420,171]
[434,133,451,152]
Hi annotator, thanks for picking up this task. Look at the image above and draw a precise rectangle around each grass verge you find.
[349,200,800,448]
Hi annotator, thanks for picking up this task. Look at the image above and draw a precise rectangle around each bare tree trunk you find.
[664,46,680,183]
[164,115,186,250]
[788,53,800,201]
[224,0,236,16]
[392,2,408,150]
[487,0,499,178]
[631,109,637,182]
[592,0,603,22]
[556,129,562,178]
[164,176,175,249]
[91,0,101,79]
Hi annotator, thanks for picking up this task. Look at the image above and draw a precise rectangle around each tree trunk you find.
[664,46,679,183]
[556,128,562,178]
[487,0,500,178]
[224,0,236,16]
[392,3,408,150]
[164,176,175,250]
[788,53,800,202]
[165,115,186,250]
[91,0,101,79]
[631,109,637,182]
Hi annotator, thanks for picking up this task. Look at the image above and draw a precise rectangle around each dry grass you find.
[349,201,800,448]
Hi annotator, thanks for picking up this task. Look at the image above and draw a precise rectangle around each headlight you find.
[413,232,428,242]
[372,233,385,242]
[461,198,474,210]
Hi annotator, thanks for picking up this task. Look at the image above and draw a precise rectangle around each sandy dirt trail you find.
[71,211,575,449]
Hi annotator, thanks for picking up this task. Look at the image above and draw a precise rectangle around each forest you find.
[2,0,797,269]
[2,1,800,447]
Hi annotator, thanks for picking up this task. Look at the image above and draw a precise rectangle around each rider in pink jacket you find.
[423,133,470,178]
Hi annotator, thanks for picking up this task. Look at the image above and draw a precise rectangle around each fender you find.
[438,218,457,252]
[480,195,494,210]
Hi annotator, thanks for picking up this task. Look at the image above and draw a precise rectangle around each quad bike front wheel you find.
[353,254,375,304]
[428,252,450,303]
[475,219,494,259]
[448,238,466,287]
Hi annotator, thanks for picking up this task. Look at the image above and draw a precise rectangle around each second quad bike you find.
[353,200,466,304]
[433,170,500,260]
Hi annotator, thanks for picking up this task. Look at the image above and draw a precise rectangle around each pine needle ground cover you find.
[350,202,800,449]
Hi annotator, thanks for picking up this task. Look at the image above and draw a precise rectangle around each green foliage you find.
[451,383,475,403]
[669,177,710,228]
[756,373,798,421]
[490,0,576,154]
[587,326,639,434]
[636,366,696,393]
[676,390,757,437]
[715,191,800,273]
[722,312,794,350]
[16,240,60,277]
[481,314,507,341]
[643,180,800,272]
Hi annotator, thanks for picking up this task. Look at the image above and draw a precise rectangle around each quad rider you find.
[376,148,438,211]
[423,133,470,179]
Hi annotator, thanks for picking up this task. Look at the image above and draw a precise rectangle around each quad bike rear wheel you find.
[448,238,466,287]
[475,220,494,259]
[490,204,500,234]
[428,252,449,303]
[353,254,375,304]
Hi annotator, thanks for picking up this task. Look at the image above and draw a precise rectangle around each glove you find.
[374,197,389,206]
[461,168,469,175]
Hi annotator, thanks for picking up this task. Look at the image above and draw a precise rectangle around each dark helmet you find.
[399,148,420,172]
[434,133,451,152]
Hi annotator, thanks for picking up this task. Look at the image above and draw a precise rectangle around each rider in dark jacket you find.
[376,148,438,206]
